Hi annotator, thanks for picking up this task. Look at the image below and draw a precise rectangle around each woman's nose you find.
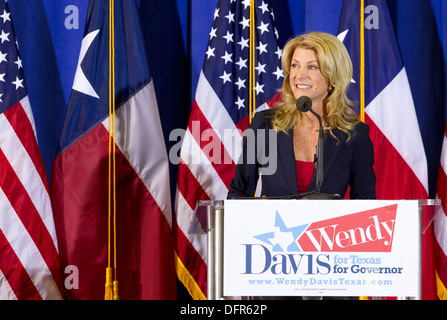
[295,67,308,79]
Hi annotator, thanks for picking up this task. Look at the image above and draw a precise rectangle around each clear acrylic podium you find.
[190,199,440,300]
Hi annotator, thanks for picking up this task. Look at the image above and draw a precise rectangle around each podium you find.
[190,199,440,300]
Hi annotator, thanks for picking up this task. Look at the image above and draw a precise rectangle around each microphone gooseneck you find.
[295,96,324,192]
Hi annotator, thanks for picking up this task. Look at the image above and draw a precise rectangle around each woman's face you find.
[289,47,329,110]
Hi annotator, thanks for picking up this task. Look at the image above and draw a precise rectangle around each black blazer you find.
[227,108,376,199]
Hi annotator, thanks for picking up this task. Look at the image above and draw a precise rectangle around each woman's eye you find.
[309,65,318,70]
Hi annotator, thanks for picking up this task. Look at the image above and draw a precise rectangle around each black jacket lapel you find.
[277,129,299,195]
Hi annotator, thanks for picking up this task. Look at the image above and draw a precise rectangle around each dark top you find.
[227,108,376,199]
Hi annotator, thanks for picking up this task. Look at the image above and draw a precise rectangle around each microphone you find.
[296,96,324,193]
[296,96,312,113]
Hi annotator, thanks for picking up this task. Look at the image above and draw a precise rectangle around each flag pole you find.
[105,0,119,300]
[249,0,255,124]
[359,0,367,298]
[360,0,365,123]
[105,0,113,300]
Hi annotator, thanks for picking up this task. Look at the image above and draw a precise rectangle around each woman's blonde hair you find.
[272,32,359,140]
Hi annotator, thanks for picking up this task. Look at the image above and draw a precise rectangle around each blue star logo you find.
[253,210,308,252]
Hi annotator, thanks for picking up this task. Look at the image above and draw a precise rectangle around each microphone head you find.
[296,96,312,113]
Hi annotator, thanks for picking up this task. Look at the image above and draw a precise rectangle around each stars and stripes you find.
[174,0,283,299]
[0,0,62,300]
[0,5,24,107]
[202,0,282,127]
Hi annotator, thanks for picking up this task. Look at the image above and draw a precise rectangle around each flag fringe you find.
[437,271,447,300]
[174,251,207,300]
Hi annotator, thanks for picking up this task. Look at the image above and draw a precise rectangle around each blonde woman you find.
[228,32,376,199]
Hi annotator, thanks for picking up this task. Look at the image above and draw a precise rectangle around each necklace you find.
[295,124,319,161]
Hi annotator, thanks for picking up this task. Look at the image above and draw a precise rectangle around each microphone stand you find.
[296,109,339,199]
[309,108,324,191]
[294,98,339,200]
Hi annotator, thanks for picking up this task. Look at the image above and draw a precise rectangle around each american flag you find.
[174,0,283,299]
[0,0,62,299]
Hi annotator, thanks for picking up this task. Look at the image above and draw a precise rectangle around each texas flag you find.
[338,0,435,299]
[50,0,177,299]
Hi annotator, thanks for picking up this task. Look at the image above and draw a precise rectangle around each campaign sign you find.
[223,200,421,298]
